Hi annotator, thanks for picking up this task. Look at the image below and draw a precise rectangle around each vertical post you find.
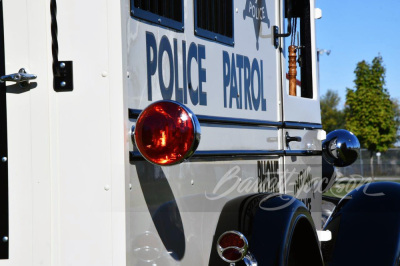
[316,49,331,95]
[360,148,364,177]
[288,45,297,96]
[0,0,9,259]
[317,50,320,93]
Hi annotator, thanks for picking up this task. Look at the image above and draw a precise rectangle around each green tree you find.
[392,98,400,145]
[345,56,397,179]
[320,90,345,133]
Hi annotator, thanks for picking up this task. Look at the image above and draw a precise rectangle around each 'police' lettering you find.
[146,32,207,106]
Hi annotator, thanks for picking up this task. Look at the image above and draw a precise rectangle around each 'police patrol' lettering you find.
[145,32,268,111]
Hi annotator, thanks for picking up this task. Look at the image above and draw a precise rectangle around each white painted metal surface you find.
[2,0,126,265]
[0,0,323,265]
[125,0,281,122]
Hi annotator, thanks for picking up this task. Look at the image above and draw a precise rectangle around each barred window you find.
[195,0,234,45]
[131,0,184,31]
[284,0,313,98]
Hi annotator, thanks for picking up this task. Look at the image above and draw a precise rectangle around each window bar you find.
[216,0,221,35]
[206,0,210,32]
[222,0,226,36]
[162,0,166,18]
[202,0,206,29]
[134,0,140,8]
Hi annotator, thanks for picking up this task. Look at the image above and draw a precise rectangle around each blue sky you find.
[315,0,400,108]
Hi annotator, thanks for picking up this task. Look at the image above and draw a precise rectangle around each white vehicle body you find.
[0,0,324,265]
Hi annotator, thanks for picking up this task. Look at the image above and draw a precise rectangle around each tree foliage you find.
[345,56,397,153]
[392,98,400,145]
[320,90,345,133]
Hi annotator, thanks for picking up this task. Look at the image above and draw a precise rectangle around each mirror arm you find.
[275,18,292,37]
[273,18,292,48]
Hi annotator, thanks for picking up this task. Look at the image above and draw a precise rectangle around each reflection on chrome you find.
[243,251,258,266]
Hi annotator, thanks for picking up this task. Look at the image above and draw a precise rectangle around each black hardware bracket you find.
[53,61,73,92]
[51,0,73,92]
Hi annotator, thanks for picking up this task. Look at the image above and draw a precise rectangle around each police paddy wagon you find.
[1,0,400,265]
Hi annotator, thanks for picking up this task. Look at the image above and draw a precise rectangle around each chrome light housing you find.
[216,231,249,263]
[322,129,360,167]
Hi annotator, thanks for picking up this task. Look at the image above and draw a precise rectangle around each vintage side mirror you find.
[322,129,360,167]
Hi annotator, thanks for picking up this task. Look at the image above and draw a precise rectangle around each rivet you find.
[104,185,110,191]
[127,72,130,78]
[158,18,161,23]
[236,8,239,13]
[2,236,8,243]
[59,62,66,68]
[129,183,132,190]
[191,180,194,185]
[101,71,108,77]
[60,81,66,87]
[1,157,7,162]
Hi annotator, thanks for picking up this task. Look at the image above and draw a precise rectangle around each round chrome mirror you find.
[322,129,360,167]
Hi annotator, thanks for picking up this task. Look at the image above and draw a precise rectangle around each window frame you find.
[284,0,313,99]
[194,0,235,46]
[131,0,184,32]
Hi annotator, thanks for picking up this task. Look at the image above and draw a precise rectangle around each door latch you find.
[0,68,37,88]
[286,132,302,148]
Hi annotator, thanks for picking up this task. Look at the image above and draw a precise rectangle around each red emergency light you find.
[133,100,201,166]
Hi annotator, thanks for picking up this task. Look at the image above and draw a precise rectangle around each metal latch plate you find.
[54,61,73,92]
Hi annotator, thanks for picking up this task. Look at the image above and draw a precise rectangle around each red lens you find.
[222,248,242,261]
[135,101,196,165]
[219,233,245,249]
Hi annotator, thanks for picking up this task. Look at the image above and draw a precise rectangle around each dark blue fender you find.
[322,182,400,265]
[208,193,324,266]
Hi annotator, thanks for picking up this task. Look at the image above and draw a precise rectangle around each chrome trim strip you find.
[129,109,323,130]
[196,115,282,127]
[130,149,321,162]
[130,150,284,162]
[129,109,282,127]
[285,150,322,156]
[283,121,323,129]
[194,150,285,157]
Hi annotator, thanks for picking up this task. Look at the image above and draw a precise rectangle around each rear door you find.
[1,0,53,264]
[280,0,322,228]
